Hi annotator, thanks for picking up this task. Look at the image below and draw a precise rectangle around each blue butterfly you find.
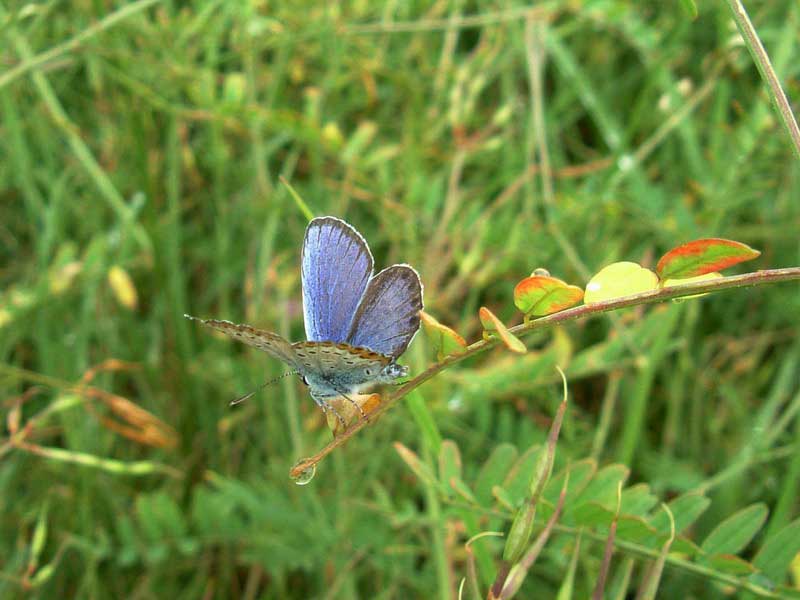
[186,216,423,424]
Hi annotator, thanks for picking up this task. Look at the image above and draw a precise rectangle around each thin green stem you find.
[4,24,151,254]
[554,525,780,598]
[724,0,800,160]
[421,447,453,600]
[0,0,162,89]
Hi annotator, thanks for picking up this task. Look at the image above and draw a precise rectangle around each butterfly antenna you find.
[230,370,297,406]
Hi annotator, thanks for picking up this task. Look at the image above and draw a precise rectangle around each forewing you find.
[347,265,423,359]
[186,316,300,370]
[302,217,373,343]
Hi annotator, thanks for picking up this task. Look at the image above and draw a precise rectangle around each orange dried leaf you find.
[327,392,382,436]
[82,386,178,449]
[514,275,584,317]
[656,238,760,280]
[420,310,467,361]
[479,307,526,354]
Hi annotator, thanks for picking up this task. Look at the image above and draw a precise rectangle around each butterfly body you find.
[290,340,408,398]
[187,216,422,426]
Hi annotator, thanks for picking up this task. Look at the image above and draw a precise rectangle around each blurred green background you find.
[2,1,800,598]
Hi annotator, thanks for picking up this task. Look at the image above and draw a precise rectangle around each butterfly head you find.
[378,362,408,382]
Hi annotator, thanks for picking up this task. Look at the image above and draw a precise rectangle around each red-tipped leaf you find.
[656,238,760,280]
[419,310,467,361]
[514,275,584,317]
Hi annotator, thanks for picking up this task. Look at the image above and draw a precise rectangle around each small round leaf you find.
[584,262,659,305]
[514,275,584,317]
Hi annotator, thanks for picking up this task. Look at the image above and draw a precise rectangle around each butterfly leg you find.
[310,391,347,428]
[341,392,369,423]
[322,381,369,424]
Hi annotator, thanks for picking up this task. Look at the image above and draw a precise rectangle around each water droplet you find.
[292,463,316,485]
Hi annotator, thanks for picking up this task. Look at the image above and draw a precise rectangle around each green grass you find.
[2,1,800,598]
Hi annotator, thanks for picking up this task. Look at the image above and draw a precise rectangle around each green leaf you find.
[571,501,614,527]
[544,459,597,506]
[583,262,659,304]
[135,494,164,543]
[492,485,516,511]
[474,443,518,506]
[450,477,478,504]
[752,517,800,583]
[656,238,760,279]
[615,515,660,545]
[649,492,710,534]
[570,464,629,511]
[502,444,543,506]
[700,503,768,557]
[620,484,658,517]
[114,514,139,567]
[420,310,467,360]
[707,554,756,575]
[479,306,526,353]
[569,507,657,547]
[27,502,48,573]
[514,275,583,317]
[150,491,187,539]
[663,535,701,557]
[680,0,699,19]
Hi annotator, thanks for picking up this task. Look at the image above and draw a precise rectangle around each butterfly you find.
[186,216,423,425]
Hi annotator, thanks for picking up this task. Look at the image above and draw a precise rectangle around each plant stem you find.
[724,0,800,160]
[289,266,800,478]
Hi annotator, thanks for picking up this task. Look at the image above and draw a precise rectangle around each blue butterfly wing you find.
[347,265,423,359]
[302,217,373,343]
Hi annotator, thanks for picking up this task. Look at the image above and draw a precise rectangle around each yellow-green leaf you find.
[108,265,138,310]
[584,262,659,304]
